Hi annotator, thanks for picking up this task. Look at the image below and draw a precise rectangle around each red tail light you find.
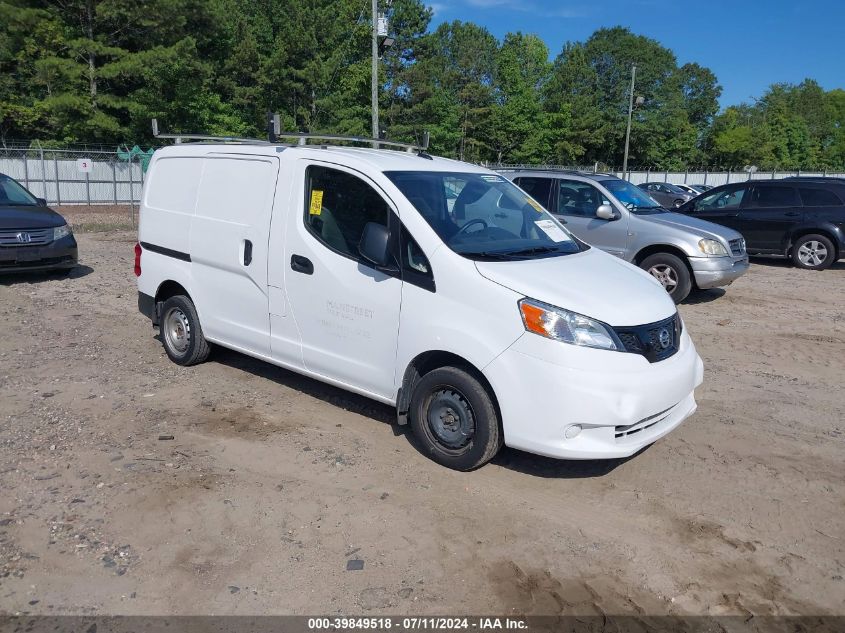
[134,242,142,277]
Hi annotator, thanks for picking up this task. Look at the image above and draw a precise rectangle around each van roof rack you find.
[152,119,431,154]
[151,119,270,145]
[274,131,429,154]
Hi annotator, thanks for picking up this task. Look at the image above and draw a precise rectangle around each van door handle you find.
[290,254,314,275]
[784,211,801,217]
[243,239,253,266]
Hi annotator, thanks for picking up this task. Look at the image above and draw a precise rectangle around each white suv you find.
[136,140,703,470]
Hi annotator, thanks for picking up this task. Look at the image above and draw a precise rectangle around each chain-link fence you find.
[4,146,844,211]
[0,145,146,208]
[494,163,845,185]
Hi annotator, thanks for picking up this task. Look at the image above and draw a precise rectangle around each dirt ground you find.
[0,227,843,618]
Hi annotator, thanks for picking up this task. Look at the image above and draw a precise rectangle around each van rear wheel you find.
[409,366,502,471]
[160,295,211,366]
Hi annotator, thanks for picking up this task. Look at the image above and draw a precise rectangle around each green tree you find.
[394,20,497,160]
[486,32,549,164]
[545,27,720,168]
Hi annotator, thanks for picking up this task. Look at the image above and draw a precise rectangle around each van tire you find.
[791,234,836,270]
[160,295,211,366]
[409,366,502,471]
[640,253,692,304]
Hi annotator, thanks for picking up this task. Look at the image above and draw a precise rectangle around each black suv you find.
[677,178,845,270]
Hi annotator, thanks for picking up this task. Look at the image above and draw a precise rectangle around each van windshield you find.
[386,171,584,261]
[602,180,667,215]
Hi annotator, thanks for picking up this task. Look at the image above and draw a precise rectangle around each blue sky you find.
[427,0,845,108]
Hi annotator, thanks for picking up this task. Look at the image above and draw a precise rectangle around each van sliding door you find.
[189,156,279,355]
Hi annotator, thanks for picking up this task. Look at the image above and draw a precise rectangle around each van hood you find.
[645,211,742,241]
[0,204,66,230]
[475,247,676,327]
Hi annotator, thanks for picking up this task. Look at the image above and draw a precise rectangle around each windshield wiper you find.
[502,246,561,257]
[458,250,519,260]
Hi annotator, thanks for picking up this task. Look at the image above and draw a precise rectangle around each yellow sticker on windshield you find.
[526,197,544,213]
[309,190,324,215]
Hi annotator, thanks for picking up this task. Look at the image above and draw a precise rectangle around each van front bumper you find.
[0,236,78,273]
[483,331,704,460]
[689,255,749,289]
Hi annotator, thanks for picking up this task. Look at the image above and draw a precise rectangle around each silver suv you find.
[502,170,749,303]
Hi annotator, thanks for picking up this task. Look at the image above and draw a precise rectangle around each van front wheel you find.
[160,295,211,366]
[409,366,502,471]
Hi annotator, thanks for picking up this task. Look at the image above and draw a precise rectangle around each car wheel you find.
[673,199,685,207]
[640,253,692,304]
[409,366,502,471]
[160,295,211,366]
[791,234,836,270]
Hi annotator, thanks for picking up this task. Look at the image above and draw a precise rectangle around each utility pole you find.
[371,0,379,148]
[622,64,636,181]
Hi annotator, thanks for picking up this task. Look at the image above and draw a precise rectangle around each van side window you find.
[401,226,434,291]
[305,166,390,259]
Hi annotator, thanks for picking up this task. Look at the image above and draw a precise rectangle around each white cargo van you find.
[136,134,704,470]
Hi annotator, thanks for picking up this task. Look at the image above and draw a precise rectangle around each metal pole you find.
[53,154,61,205]
[112,160,118,204]
[371,0,379,149]
[39,144,47,202]
[622,64,636,180]
[85,169,91,207]
[22,153,29,190]
[129,156,135,226]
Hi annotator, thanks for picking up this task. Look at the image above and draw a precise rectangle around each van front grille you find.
[613,314,681,363]
[0,228,52,247]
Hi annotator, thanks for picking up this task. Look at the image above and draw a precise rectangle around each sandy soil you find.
[0,229,843,617]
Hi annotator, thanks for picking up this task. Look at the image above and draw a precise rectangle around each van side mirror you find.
[358,222,391,267]
[596,204,618,221]
[36,198,47,206]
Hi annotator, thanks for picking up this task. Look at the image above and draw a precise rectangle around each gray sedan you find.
[638,182,694,208]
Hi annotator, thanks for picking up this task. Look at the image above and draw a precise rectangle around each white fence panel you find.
[0,151,145,204]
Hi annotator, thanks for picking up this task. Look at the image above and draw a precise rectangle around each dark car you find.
[637,182,694,208]
[0,173,77,274]
[677,177,845,270]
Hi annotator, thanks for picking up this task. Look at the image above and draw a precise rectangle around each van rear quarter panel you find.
[138,155,203,302]
[140,156,202,254]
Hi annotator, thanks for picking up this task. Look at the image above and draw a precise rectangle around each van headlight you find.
[518,298,619,350]
[698,238,728,256]
[53,224,72,240]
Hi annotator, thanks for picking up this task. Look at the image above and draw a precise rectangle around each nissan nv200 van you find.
[136,139,704,470]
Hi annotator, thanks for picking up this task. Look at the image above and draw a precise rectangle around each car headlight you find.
[518,298,619,350]
[53,224,72,240]
[698,238,728,256]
